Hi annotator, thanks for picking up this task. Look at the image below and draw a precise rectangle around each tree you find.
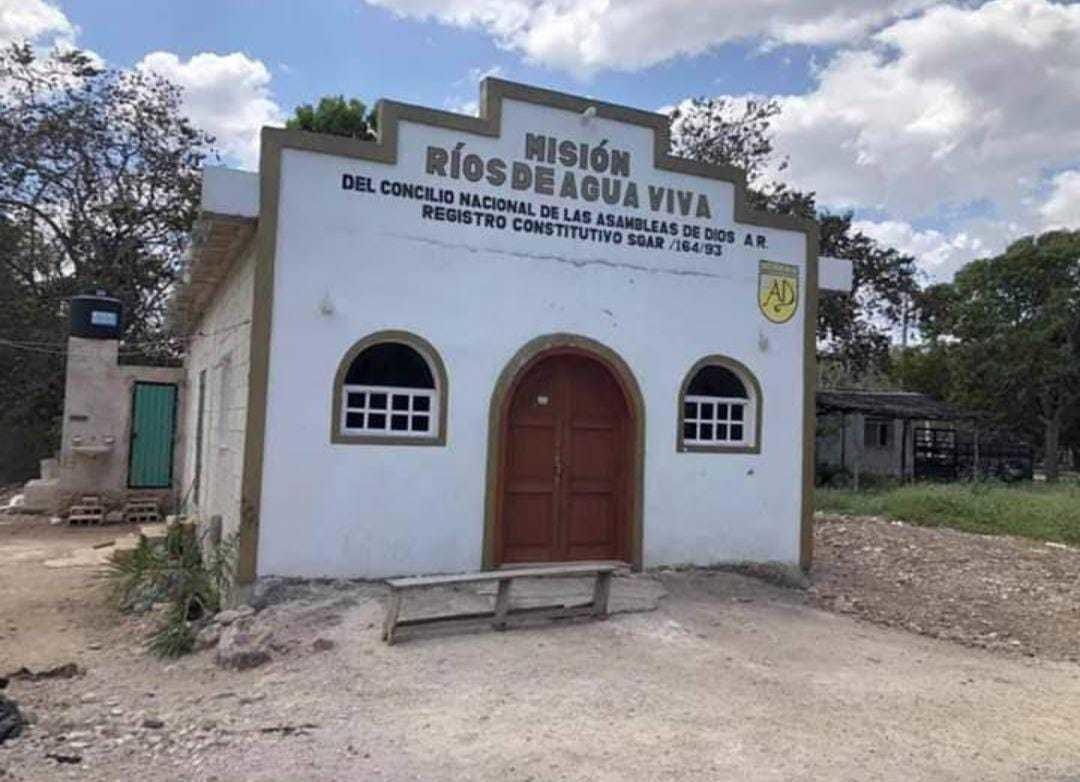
[888,341,956,403]
[0,44,214,482]
[918,230,1080,481]
[286,95,377,140]
[670,98,920,376]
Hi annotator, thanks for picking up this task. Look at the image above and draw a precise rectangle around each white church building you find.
[170,78,851,586]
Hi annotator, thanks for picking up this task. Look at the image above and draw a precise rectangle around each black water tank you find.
[69,291,123,340]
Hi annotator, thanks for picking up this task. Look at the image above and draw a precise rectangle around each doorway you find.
[128,382,178,489]
[495,350,633,565]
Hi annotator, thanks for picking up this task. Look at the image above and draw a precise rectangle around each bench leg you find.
[383,591,402,645]
[492,578,513,631]
[592,571,612,619]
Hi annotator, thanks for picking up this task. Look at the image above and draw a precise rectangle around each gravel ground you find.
[810,513,1080,662]
[2,514,1080,781]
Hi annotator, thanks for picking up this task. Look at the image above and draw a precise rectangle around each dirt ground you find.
[2,513,1080,781]
[811,514,1080,662]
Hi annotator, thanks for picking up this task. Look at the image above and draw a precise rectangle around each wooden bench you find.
[382,563,618,645]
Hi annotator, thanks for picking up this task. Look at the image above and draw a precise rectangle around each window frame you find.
[863,418,892,450]
[330,330,448,446]
[676,355,762,454]
[340,384,438,438]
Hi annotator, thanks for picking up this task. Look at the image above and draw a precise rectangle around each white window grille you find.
[682,395,751,445]
[341,385,437,437]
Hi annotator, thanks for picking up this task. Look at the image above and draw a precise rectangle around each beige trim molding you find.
[676,355,763,455]
[800,232,820,571]
[482,334,646,572]
[236,76,820,586]
[329,330,449,447]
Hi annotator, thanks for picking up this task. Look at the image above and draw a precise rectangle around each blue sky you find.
[6,0,1080,279]
[62,0,820,117]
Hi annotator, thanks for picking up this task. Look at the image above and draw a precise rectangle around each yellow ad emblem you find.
[758,260,799,324]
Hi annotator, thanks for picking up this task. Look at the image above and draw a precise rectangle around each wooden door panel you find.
[503,493,557,558]
[568,427,617,479]
[501,360,559,563]
[498,351,630,565]
[507,424,556,482]
[565,493,615,546]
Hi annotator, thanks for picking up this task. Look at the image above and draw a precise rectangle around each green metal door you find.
[129,383,178,488]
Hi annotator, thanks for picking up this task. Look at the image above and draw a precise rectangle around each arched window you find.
[331,331,448,445]
[677,357,761,453]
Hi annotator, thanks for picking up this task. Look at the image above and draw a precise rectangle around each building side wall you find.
[41,336,184,513]
[816,412,913,480]
[180,243,256,540]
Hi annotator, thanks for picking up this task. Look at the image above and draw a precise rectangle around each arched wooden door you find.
[496,351,631,565]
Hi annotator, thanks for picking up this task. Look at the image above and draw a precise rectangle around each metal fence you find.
[914,427,1034,481]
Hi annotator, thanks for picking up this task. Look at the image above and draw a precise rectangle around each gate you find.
[128,382,178,488]
[914,426,1034,481]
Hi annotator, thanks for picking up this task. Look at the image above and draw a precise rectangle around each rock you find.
[6,662,83,682]
[195,624,222,650]
[312,638,335,653]
[0,694,24,745]
[250,577,289,610]
[213,607,254,627]
[215,624,273,671]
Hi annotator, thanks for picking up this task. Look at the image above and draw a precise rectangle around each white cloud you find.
[0,0,73,46]
[745,0,1080,276]
[461,64,503,84]
[852,219,1004,279]
[445,97,480,115]
[1039,170,1080,231]
[771,1,1080,215]
[446,64,504,115]
[0,3,282,171]
[363,0,939,74]
[137,51,284,169]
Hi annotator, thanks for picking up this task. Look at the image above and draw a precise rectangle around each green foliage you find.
[916,230,1080,479]
[286,95,377,140]
[815,482,1080,545]
[888,342,956,401]
[102,524,238,658]
[0,43,214,482]
[147,601,197,658]
[670,97,919,375]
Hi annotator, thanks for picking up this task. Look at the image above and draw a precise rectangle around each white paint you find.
[256,96,811,578]
[818,255,854,292]
[180,242,256,540]
[201,166,259,218]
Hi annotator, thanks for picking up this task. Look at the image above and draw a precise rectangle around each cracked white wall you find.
[257,98,810,578]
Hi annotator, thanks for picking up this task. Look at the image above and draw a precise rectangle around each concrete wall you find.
[180,243,256,541]
[817,413,914,480]
[27,337,185,512]
[255,97,812,579]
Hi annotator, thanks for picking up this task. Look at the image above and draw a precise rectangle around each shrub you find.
[102,522,237,658]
